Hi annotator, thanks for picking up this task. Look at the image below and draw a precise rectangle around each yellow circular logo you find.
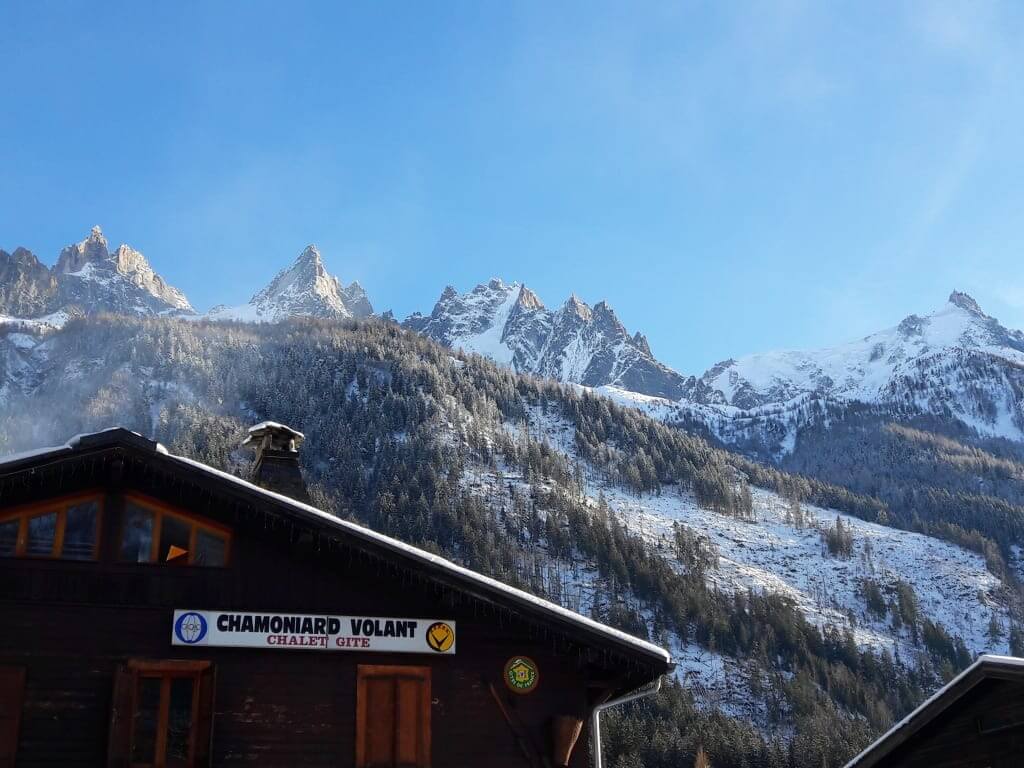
[426,622,455,652]
[504,656,539,694]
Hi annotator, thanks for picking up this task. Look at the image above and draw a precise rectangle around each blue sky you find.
[2,1,1022,374]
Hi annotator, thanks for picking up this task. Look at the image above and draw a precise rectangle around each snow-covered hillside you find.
[500,406,1012,659]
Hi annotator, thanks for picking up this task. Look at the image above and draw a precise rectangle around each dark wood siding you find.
[0,666,26,768]
[878,679,1024,768]
[0,488,599,767]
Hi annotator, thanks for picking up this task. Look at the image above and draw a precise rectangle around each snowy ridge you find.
[594,293,1024,454]
[0,230,371,326]
[404,279,692,400]
[403,279,1024,452]
[699,292,1024,411]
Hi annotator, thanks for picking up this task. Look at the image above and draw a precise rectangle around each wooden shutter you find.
[0,666,26,768]
[193,665,216,766]
[356,665,431,768]
[107,664,134,768]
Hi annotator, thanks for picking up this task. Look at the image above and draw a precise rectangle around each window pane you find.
[160,514,192,564]
[166,677,195,765]
[25,512,57,556]
[131,676,161,764]
[0,519,18,557]
[121,504,154,563]
[194,529,227,567]
[62,501,98,560]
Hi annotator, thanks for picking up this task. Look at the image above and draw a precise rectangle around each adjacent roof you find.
[0,428,672,672]
[844,654,1024,768]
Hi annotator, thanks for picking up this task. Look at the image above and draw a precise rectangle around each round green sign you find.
[504,656,539,694]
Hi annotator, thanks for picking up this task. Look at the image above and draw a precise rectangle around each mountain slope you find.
[405,279,692,399]
[206,244,372,321]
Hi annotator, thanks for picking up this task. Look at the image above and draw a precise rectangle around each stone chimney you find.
[243,422,310,503]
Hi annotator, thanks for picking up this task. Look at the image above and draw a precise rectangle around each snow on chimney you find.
[243,422,310,503]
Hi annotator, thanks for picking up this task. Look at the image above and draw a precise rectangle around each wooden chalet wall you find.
[867,678,1024,768]
[0,443,660,768]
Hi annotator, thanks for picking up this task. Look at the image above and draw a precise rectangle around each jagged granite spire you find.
[0,247,61,317]
[948,290,984,315]
[208,244,373,321]
[52,226,193,315]
[403,280,690,399]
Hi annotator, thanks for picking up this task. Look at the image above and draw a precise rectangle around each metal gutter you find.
[591,676,663,768]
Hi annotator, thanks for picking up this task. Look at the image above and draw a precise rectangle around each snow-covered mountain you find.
[600,291,1024,455]
[0,226,192,320]
[54,226,193,315]
[206,244,372,322]
[2,226,1021,453]
[698,291,1024,412]
[404,278,691,399]
[0,247,60,318]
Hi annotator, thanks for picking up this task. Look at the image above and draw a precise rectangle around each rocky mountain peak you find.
[9,247,39,265]
[0,246,60,318]
[948,290,985,316]
[55,226,110,275]
[44,227,194,315]
[563,294,592,322]
[592,300,620,322]
[210,244,372,322]
[341,281,373,318]
[515,285,545,311]
[633,331,652,357]
[295,244,325,270]
[404,281,690,400]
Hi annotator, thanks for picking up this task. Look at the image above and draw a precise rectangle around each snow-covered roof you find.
[844,654,1024,768]
[0,428,672,668]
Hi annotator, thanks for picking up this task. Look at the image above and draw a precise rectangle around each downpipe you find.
[591,676,663,768]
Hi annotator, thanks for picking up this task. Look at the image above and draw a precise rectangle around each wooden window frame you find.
[126,660,212,768]
[121,493,232,567]
[355,664,432,768]
[0,491,104,560]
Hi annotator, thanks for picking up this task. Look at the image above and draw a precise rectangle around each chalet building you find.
[0,426,672,768]
[845,654,1024,768]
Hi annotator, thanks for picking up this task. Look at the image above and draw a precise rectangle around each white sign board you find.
[171,609,456,654]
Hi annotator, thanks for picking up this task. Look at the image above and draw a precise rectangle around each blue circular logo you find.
[175,612,208,644]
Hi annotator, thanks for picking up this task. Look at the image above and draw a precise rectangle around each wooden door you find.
[355,666,431,768]
[0,666,26,768]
